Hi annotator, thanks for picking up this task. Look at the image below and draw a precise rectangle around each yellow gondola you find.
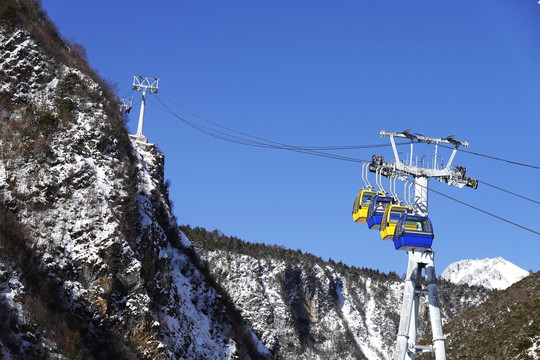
[379,205,410,240]
[352,189,383,223]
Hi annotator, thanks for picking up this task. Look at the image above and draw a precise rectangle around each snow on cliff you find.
[441,257,530,290]
[0,20,268,358]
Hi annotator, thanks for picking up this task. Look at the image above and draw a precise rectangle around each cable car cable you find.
[153,97,298,149]
[160,93,536,168]
[439,144,540,170]
[153,97,540,208]
[410,181,540,237]
[477,180,540,206]
[154,97,367,162]
[158,92,410,151]
[154,98,294,149]
[145,95,540,235]
[151,93,540,170]
[152,96,371,163]
[430,187,540,236]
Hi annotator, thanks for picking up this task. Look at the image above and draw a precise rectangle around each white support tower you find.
[132,75,159,143]
[395,250,445,360]
[370,130,477,360]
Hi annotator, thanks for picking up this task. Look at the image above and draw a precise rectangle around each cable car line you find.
[154,97,301,149]
[147,96,540,236]
[157,93,540,174]
[153,96,371,164]
[155,96,540,207]
[154,97,368,162]
[439,144,540,170]
[157,92,410,151]
[413,181,540,237]
[477,180,540,206]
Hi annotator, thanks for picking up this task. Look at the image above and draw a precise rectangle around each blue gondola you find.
[393,214,434,251]
[366,195,395,230]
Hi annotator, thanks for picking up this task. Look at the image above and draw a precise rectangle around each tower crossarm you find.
[380,130,469,148]
[368,155,478,189]
[132,75,159,94]
[375,130,477,189]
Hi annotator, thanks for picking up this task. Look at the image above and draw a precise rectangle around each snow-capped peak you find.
[440,257,530,290]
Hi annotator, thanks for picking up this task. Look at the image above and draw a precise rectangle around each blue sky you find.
[41,1,540,274]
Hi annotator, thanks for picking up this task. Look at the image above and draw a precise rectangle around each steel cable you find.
[439,144,540,170]
[145,94,540,236]
[153,96,370,163]
[477,180,540,206]
[158,93,409,151]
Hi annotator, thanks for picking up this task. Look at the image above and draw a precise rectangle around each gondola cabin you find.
[366,195,395,230]
[352,190,382,223]
[380,205,410,240]
[393,214,434,251]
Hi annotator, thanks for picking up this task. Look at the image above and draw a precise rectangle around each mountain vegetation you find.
[182,225,496,359]
[419,271,540,360]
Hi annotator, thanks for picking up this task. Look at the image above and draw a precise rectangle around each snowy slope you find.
[440,257,530,290]
[185,227,497,360]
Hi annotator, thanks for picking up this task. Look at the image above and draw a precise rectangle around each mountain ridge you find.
[183,225,497,359]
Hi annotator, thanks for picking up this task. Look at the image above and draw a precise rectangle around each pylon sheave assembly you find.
[353,130,478,360]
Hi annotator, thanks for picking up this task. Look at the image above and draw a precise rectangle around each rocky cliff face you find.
[0,2,267,358]
[184,226,497,360]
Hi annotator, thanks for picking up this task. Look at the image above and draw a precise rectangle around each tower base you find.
[394,250,446,360]
[129,134,155,151]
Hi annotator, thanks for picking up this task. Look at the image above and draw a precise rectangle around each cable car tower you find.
[131,75,159,144]
[370,129,477,360]
[118,96,133,115]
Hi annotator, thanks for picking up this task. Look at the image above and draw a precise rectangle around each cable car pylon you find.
[368,130,478,360]
[131,75,159,144]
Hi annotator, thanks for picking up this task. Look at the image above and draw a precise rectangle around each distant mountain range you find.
[441,256,530,290]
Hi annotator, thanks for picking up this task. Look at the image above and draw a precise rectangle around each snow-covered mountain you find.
[440,257,530,290]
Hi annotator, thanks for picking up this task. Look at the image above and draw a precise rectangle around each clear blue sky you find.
[41,1,540,274]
